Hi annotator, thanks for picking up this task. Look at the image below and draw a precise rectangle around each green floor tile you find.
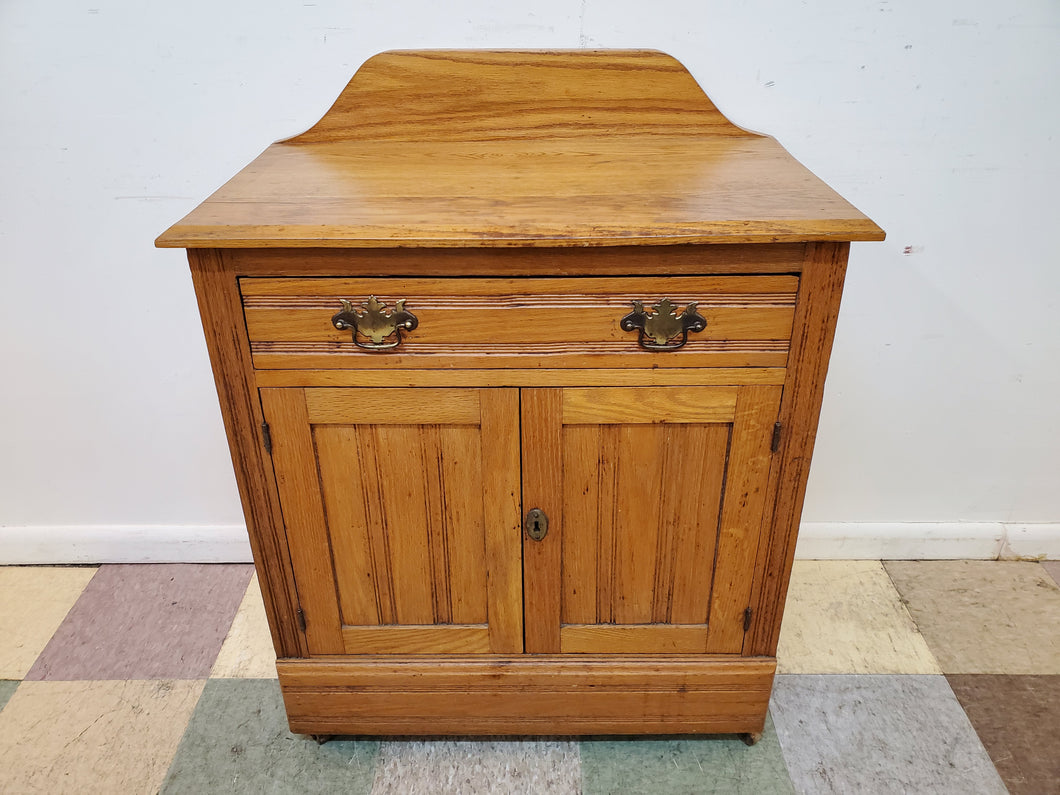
[0,681,18,712]
[580,717,794,795]
[160,679,379,794]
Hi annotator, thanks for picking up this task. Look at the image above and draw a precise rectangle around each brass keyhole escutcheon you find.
[524,508,549,541]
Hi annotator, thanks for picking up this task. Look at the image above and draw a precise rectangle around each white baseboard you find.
[999,524,1060,561]
[795,522,1060,560]
[0,525,252,564]
[0,522,1056,564]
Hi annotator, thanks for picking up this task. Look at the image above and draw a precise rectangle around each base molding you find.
[276,655,775,736]
[1,522,1055,564]
[795,522,1060,560]
[0,524,251,564]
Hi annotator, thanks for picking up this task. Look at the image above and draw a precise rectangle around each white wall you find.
[1,0,1057,561]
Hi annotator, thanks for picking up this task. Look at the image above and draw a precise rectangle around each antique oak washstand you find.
[157,50,884,742]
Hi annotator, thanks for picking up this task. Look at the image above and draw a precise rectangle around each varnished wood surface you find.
[289,50,749,143]
[521,389,564,653]
[155,51,884,249]
[277,655,775,735]
[187,250,307,658]
[221,243,808,278]
[241,274,796,370]
[262,387,523,656]
[552,385,777,652]
[747,243,850,656]
[705,385,783,652]
[253,367,788,389]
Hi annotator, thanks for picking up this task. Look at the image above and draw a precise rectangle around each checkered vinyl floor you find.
[1,560,1058,793]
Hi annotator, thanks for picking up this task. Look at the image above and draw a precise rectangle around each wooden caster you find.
[740,732,762,746]
[310,734,333,745]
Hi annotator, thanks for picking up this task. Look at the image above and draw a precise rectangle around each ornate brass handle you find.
[331,296,418,350]
[620,299,707,351]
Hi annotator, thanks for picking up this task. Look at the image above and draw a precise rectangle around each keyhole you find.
[526,508,548,541]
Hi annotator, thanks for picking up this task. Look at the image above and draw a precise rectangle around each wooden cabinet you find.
[158,50,883,739]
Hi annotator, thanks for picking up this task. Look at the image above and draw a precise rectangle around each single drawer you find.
[240,276,798,370]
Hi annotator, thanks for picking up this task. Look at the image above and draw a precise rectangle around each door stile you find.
[480,389,524,653]
[260,387,345,654]
[705,384,784,652]
[521,388,564,653]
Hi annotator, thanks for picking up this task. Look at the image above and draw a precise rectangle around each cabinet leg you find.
[740,732,762,746]
[309,734,333,745]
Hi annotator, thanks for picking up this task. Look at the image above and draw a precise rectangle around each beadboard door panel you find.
[522,385,783,654]
[260,387,523,655]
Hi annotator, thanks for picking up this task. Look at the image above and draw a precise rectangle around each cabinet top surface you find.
[156,50,884,249]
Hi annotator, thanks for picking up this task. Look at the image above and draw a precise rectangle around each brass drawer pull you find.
[332,296,418,350]
[620,299,707,351]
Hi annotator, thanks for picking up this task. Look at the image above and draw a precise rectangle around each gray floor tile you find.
[580,718,794,795]
[160,679,379,794]
[770,674,1006,795]
[372,738,579,794]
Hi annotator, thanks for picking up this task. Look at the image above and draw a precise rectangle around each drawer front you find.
[240,276,798,370]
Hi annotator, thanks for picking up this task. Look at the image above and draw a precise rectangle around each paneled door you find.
[261,387,523,655]
[522,385,782,655]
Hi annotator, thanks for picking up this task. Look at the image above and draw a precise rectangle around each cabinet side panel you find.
[747,242,849,656]
[187,249,306,658]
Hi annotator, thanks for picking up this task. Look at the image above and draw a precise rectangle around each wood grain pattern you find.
[288,50,750,143]
[254,367,787,388]
[304,388,480,424]
[559,625,709,654]
[277,655,776,735]
[265,386,521,657]
[169,50,882,737]
[667,425,729,624]
[242,275,796,370]
[221,243,807,278]
[479,389,524,653]
[561,386,737,424]
[746,243,849,656]
[187,249,306,658]
[259,388,345,653]
[705,385,783,653]
[522,389,564,653]
[554,387,757,650]
[155,52,883,249]
[314,426,384,626]
[342,625,490,654]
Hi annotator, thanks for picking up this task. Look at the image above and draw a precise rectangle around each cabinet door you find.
[261,387,522,656]
[522,385,782,654]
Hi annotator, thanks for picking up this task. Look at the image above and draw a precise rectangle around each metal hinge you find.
[743,607,753,633]
[262,422,273,454]
[296,606,306,632]
[770,422,782,453]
